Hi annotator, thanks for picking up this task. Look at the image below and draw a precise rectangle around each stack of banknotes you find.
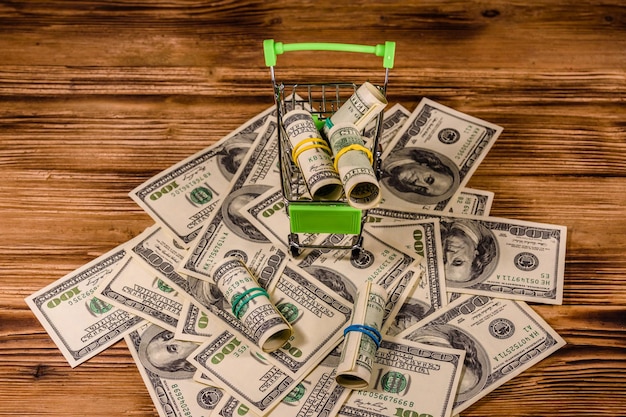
[26,97,567,417]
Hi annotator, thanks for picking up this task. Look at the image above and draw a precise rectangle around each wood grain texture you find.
[1,1,625,416]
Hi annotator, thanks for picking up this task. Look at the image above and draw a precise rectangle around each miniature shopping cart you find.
[263,39,395,258]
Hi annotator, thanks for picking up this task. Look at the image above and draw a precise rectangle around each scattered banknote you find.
[295,229,420,305]
[125,323,226,417]
[129,104,275,247]
[212,346,351,417]
[338,336,466,417]
[25,238,145,367]
[180,119,288,290]
[366,218,448,336]
[363,103,411,150]
[188,326,304,416]
[446,187,494,216]
[369,208,567,305]
[378,97,503,212]
[398,294,566,414]
[96,228,186,331]
[380,265,423,333]
[175,298,223,343]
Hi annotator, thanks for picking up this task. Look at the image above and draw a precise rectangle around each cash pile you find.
[26,97,567,417]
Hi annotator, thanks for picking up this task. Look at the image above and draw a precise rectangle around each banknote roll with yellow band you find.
[291,137,332,169]
[333,143,373,173]
[327,123,382,210]
[282,108,343,200]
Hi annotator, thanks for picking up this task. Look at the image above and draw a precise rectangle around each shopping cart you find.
[263,39,395,258]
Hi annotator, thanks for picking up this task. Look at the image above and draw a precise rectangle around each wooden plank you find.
[1,0,625,416]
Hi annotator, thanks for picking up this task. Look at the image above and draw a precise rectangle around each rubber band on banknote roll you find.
[231,287,270,319]
[333,143,373,173]
[343,324,382,349]
[291,137,332,169]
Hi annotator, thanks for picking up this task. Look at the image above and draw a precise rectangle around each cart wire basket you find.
[263,39,396,258]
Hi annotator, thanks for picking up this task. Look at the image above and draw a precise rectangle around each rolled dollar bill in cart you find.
[283,108,343,200]
[323,81,388,136]
[328,122,383,210]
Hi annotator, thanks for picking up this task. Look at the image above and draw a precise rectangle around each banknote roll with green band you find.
[213,258,293,352]
[231,286,270,319]
[343,324,382,349]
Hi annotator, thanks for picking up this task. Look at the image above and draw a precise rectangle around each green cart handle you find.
[263,39,395,69]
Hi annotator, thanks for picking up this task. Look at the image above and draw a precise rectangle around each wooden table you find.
[2,1,625,416]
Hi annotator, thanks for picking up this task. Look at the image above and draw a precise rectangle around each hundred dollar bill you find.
[129,104,275,247]
[338,336,466,417]
[398,294,566,414]
[366,219,448,336]
[363,103,411,150]
[378,97,503,212]
[363,102,495,217]
[125,323,227,417]
[336,280,387,389]
[175,298,220,343]
[97,238,186,331]
[282,108,343,200]
[25,237,145,367]
[446,187,494,216]
[188,327,302,416]
[380,266,422,334]
[214,346,350,417]
[180,118,288,290]
[368,207,567,305]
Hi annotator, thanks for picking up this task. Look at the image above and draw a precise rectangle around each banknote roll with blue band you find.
[336,280,387,389]
[343,324,382,349]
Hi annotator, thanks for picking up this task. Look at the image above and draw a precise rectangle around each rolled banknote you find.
[323,81,387,136]
[327,123,382,209]
[282,108,343,200]
[213,257,293,352]
[336,280,387,389]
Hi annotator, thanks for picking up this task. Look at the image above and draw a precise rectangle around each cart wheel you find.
[351,236,364,260]
[288,233,301,257]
